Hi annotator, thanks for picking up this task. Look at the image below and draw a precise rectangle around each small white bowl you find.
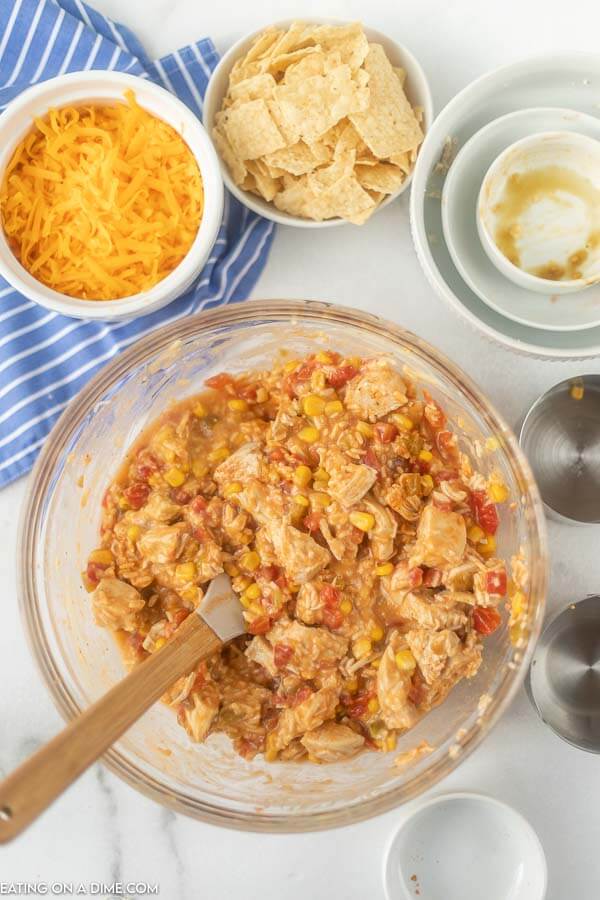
[478,131,600,295]
[0,71,224,320]
[384,792,547,900]
[203,19,433,228]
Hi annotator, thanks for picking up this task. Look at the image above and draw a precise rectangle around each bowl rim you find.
[202,18,434,228]
[0,70,224,320]
[17,299,548,831]
[477,129,600,293]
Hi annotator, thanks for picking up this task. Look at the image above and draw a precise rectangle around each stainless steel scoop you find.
[519,374,600,524]
[527,596,600,752]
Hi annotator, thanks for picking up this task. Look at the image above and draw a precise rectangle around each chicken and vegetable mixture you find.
[85,352,509,764]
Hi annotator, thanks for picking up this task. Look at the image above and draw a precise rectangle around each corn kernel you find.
[510,622,527,645]
[236,575,252,591]
[421,474,434,496]
[479,535,496,557]
[485,436,500,452]
[302,394,326,416]
[89,548,114,565]
[468,525,485,544]
[298,426,319,443]
[240,550,260,571]
[264,733,278,762]
[193,401,207,418]
[228,398,248,412]
[346,356,361,369]
[164,467,186,487]
[224,561,240,577]
[316,351,334,364]
[283,359,299,374]
[370,625,385,642]
[288,582,300,593]
[340,598,353,615]
[311,491,331,508]
[148,474,162,488]
[418,449,433,462]
[385,733,397,752]
[118,496,130,510]
[208,447,230,463]
[372,657,381,670]
[314,468,330,482]
[223,481,243,497]
[256,387,269,403]
[311,370,326,390]
[349,511,375,532]
[293,464,312,487]
[395,649,416,672]
[511,590,526,617]
[394,413,414,431]
[182,587,199,604]
[353,637,372,659]
[239,594,251,609]
[376,562,394,576]
[248,602,263,616]
[345,678,358,693]
[570,383,584,401]
[192,459,208,478]
[356,421,374,438]
[127,525,141,543]
[489,482,509,503]
[293,494,310,507]
[244,583,261,601]
[367,697,380,714]
[154,637,166,651]
[325,399,344,416]
[176,562,197,581]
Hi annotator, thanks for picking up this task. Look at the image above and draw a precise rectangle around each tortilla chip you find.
[265,21,312,61]
[212,127,247,185]
[245,159,281,201]
[355,162,406,194]
[220,99,286,160]
[243,28,285,65]
[389,151,412,173]
[264,140,330,176]
[275,64,369,144]
[349,44,423,158]
[268,46,321,77]
[273,176,322,218]
[393,66,407,86]
[229,73,277,104]
[307,23,369,70]
[266,98,300,145]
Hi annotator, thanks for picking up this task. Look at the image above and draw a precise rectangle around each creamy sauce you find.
[492,166,600,280]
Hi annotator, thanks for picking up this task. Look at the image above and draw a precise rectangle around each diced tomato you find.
[409,566,425,588]
[485,569,507,596]
[268,447,286,462]
[346,697,368,719]
[86,561,108,584]
[423,391,446,430]
[193,663,207,690]
[295,360,318,381]
[323,606,344,630]
[190,495,207,514]
[248,615,271,636]
[273,643,293,668]
[470,490,499,535]
[205,372,234,391]
[193,526,209,543]
[408,674,426,706]
[375,422,398,443]
[436,468,459,482]
[422,567,442,588]
[303,512,322,533]
[275,574,288,591]
[123,482,150,510]
[259,565,281,582]
[292,685,312,707]
[172,609,190,627]
[363,447,380,471]
[436,430,459,463]
[261,705,279,732]
[320,584,340,607]
[127,631,145,655]
[237,736,264,759]
[327,364,358,388]
[238,382,258,401]
[473,605,502,635]
[170,487,192,505]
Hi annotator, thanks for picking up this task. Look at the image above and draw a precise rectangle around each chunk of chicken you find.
[213,441,264,485]
[377,645,419,731]
[410,505,466,568]
[137,523,189,565]
[385,474,422,522]
[245,635,277,676]
[396,590,468,631]
[318,501,361,561]
[269,686,339,752]
[295,582,325,625]
[419,632,482,710]
[179,684,220,742]
[344,361,407,422]
[269,523,331,584]
[238,479,286,528]
[322,448,376,508]
[216,678,271,737]
[363,497,397,561]
[195,537,224,582]
[301,723,365,762]
[405,628,460,684]
[92,577,145,632]
[267,619,348,679]
[142,492,182,523]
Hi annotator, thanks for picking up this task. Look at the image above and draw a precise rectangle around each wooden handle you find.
[0,612,221,843]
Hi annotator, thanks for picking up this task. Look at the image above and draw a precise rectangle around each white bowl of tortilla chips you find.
[204,20,432,226]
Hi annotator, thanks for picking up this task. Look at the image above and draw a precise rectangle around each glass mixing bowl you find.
[18,300,548,831]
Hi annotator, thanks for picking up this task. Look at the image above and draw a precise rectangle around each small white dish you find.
[203,19,433,228]
[0,71,223,321]
[441,107,600,332]
[478,131,600,295]
[383,792,547,900]
[410,52,600,358]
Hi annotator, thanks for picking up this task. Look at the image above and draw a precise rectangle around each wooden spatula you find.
[0,573,244,843]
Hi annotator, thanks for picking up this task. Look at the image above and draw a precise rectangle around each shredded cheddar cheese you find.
[0,90,203,300]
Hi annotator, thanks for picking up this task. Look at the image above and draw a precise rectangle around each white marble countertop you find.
[2,0,600,897]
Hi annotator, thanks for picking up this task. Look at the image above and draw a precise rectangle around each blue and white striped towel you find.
[0,0,275,487]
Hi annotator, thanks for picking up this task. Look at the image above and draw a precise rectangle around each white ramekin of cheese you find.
[0,71,223,321]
